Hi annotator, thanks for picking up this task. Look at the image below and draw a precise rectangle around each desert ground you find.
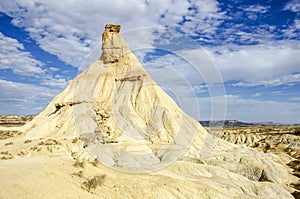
[0,115,299,198]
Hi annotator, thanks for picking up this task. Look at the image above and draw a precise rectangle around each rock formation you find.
[0,115,35,127]
[2,24,297,198]
[100,24,127,63]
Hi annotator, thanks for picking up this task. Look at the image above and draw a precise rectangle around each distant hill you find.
[0,115,35,127]
[199,120,283,127]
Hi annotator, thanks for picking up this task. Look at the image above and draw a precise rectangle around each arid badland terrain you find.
[0,25,299,199]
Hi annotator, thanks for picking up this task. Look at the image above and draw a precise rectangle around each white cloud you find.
[48,67,60,72]
[144,53,205,86]
[178,48,224,84]
[208,41,300,85]
[282,19,300,38]
[232,73,300,87]
[0,79,60,115]
[159,0,226,37]
[224,95,300,124]
[252,92,261,97]
[40,76,70,88]
[238,5,271,20]
[284,0,300,12]
[242,5,270,13]
[192,84,208,94]
[289,96,300,101]
[151,40,300,88]
[280,5,299,39]
[0,33,71,91]
[212,22,280,45]
[183,94,300,124]
[0,32,44,76]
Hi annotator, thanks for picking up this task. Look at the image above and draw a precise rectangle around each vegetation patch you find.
[82,175,106,192]
[72,170,83,178]
[4,141,13,146]
[0,130,23,140]
[73,160,85,168]
[24,139,32,143]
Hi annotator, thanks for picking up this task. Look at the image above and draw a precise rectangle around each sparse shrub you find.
[47,146,53,152]
[4,142,13,146]
[82,175,105,192]
[24,139,32,144]
[18,149,27,156]
[72,137,79,143]
[266,128,272,132]
[44,139,60,145]
[38,139,60,146]
[1,155,13,160]
[0,130,23,140]
[73,160,85,168]
[294,128,300,136]
[90,159,99,167]
[30,146,38,150]
[0,151,13,160]
[72,170,83,178]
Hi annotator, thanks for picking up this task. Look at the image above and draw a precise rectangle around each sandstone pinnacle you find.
[100,24,129,64]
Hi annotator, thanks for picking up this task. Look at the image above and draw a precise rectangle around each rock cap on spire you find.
[105,24,121,33]
[100,24,129,63]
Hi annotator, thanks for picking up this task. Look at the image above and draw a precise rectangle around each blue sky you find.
[0,0,299,123]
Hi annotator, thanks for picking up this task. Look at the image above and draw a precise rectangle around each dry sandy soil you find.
[0,116,299,198]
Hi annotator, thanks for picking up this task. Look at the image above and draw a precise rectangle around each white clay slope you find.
[20,24,297,198]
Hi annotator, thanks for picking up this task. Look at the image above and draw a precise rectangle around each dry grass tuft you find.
[72,137,79,143]
[73,160,85,168]
[82,175,105,192]
[72,170,83,178]
[0,151,9,155]
[24,139,32,144]
[4,142,13,146]
[90,159,99,167]
[38,139,60,146]
[0,151,13,160]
